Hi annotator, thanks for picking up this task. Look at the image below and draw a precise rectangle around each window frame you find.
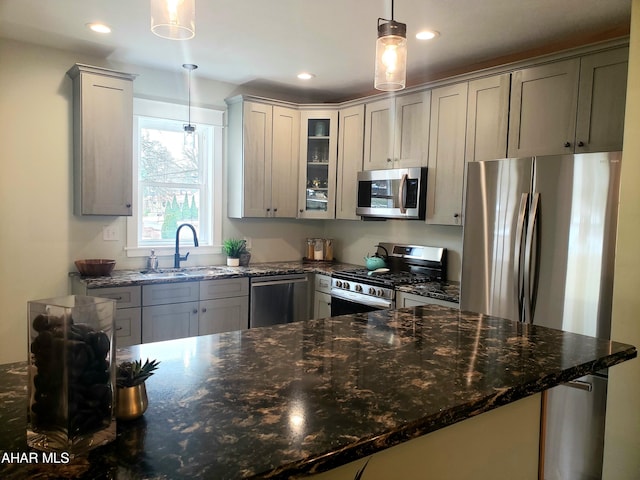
[126,98,223,258]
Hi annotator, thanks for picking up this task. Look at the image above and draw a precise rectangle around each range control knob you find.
[335,280,342,288]
[355,285,363,292]
[368,287,376,295]
[343,282,350,290]
[376,289,385,297]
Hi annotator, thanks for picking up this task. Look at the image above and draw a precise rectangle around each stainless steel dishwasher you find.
[250,274,309,328]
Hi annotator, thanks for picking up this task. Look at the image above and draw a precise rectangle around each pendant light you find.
[183,64,197,147]
[150,0,195,40]
[374,0,407,92]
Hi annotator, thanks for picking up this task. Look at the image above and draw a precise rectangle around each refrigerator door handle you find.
[563,379,593,392]
[514,193,529,322]
[523,193,540,324]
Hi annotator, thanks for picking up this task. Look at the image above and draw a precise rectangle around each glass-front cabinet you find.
[298,110,338,219]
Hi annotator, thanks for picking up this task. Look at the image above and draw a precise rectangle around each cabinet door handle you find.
[201,307,207,313]
[453,213,460,218]
[273,208,278,213]
[116,326,123,331]
[192,309,198,314]
[387,158,392,163]
[299,209,304,213]
[564,142,571,148]
[577,141,585,147]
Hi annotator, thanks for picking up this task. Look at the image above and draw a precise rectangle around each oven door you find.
[330,289,393,316]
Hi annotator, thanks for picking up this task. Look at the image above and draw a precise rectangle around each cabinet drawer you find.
[314,274,332,294]
[143,282,200,306]
[88,286,141,309]
[200,277,249,300]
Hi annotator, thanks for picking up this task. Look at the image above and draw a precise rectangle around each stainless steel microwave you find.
[356,167,428,219]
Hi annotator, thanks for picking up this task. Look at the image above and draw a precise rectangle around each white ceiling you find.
[0,0,631,102]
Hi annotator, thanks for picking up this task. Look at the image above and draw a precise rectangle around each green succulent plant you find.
[222,238,247,258]
[116,358,160,388]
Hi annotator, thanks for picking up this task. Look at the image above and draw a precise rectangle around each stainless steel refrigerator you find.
[461,152,621,480]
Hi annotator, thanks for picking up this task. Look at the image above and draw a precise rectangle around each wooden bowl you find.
[75,259,116,277]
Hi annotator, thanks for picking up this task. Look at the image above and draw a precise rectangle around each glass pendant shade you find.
[375,20,407,91]
[150,0,195,40]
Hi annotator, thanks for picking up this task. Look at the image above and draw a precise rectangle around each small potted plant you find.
[115,358,160,421]
[222,238,246,266]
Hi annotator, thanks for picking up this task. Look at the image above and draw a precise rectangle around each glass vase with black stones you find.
[27,295,117,455]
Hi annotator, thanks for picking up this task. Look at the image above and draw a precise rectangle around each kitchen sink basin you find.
[140,270,189,278]
[138,266,226,278]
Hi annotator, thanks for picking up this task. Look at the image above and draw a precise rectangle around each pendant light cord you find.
[182,64,198,133]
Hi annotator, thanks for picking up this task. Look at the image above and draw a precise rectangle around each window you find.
[127,99,223,257]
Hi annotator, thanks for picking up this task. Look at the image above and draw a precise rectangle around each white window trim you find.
[126,98,224,258]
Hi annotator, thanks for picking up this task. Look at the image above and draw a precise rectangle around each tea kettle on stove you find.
[364,244,389,270]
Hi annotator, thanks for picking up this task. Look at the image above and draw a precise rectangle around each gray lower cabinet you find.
[313,274,332,319]
[142,282,200,343]
[71,280,143,347]
[142,279,250,343]
[199,278,249,335]
[113,307,142,348]
[142,301,199,343]
[75,277,250,345]
[396,291,459,309]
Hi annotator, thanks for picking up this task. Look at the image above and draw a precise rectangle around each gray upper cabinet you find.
[363,91,430,170]
[227,98,299,218]
[508,47,628,157]
[575,47,628,153]
[271,106,301,217]
[363,97,393,170]
[426,82,468,226]
[67,64,136,216]
[336,104,365,220]
[465,73,510,163]
[298,109,338,219]
[508,59,580,157]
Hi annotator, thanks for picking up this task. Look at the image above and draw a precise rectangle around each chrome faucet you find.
[174,223,199,268]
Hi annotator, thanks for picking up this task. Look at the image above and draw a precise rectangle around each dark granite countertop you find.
[70,260,460,304]
[69,261,358,289]
[0,306,635,479]
[396,281,460,304]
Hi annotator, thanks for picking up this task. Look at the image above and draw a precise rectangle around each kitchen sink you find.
[140,270,189,278]
[138,266,226,278]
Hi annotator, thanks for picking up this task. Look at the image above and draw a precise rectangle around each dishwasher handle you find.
[251,275,308,288]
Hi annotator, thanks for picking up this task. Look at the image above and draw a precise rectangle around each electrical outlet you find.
[103,226,119,241]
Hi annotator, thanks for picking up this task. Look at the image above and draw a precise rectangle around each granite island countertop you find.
[0,306,635,479]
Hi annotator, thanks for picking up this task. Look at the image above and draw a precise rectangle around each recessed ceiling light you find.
[297,72,315,80]
[416,30,439,40]
[87,23,112,34]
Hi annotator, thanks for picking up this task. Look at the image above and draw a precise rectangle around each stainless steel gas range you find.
[330,243,447,316]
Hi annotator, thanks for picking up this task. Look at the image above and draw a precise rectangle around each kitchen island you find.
[0,305,635,479]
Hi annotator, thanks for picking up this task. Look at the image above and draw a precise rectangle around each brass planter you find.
[116,383,148,421]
